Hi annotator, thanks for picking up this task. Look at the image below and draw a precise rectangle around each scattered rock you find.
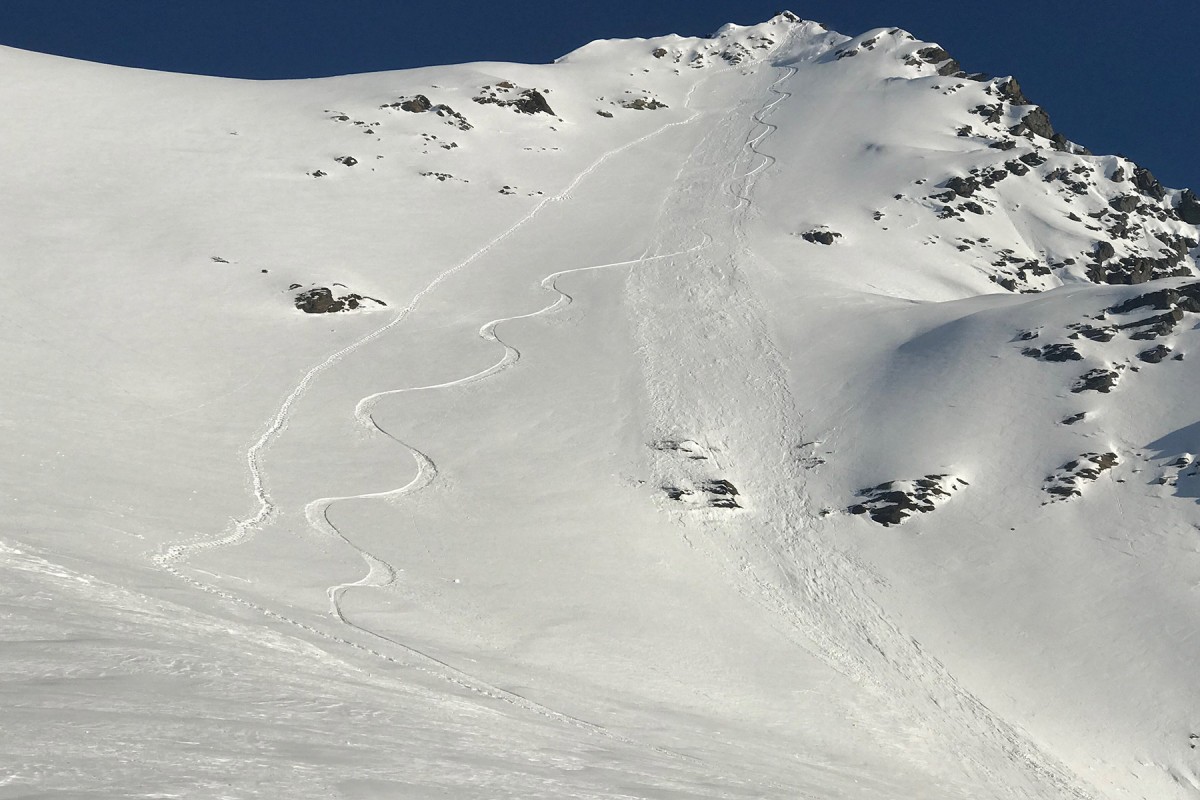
[399,95,432,113]
[1043,452,1118,501]
[995,77,1030,106]
[294,286,385,314]
[1108,283,1200,315]
[662,478,741,509]
[1131,166,1166,199]
[1137,344,1172,363]
[596,110,613,118]
[651,439,710,460]
[1067,323,1117,342]
[699,479,737,496]
[1120,309,1182,339]
[945,175,980,197]
[335,155,358,167]
[1061,412,1087,425]
[433,104,473,130]
[1071,368,1119,393]
[474,85,556,116]
[912,46,961,76]
[801,229,842,245]
[1109,194,1140,213]
[652,47,668,59]
[848,474,967,526]
[1013,107,1055,140]
[1176,189,1200,225]
[620,97,668,110]
[1023,343,1082,362]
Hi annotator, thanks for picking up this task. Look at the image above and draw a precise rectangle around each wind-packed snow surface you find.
[4,11,1200,799]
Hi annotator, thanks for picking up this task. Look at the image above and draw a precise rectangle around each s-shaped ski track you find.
[150,54,762,767]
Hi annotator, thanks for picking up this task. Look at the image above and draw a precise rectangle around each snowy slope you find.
[3,11,1199,799]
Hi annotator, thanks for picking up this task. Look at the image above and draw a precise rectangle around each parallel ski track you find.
[151,50,789,780]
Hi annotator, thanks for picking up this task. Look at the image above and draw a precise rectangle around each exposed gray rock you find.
[848,474,967,526]
[1121,309,1183,339]
[801,229,842,245]
[995,77,1030,105]
[511,89,555,115]
[662,477,741,509]
[620,97,668,110]
[1044,452,1118,501]
[1041,343,1083,362]
[945,175,980,197]
[1109,194,1140,213]
[1014,107,1055,140]
[1004,158,1030,177]
[913,46,961,76]
[1138,344,1172,363]
[1071,369,1119,393]
[1108,284,1200,315]
[1067,323,1117,342]
[1176,189,1200,224]
[294,286,385,314]
[1132,166,1166,199]
[431,104,472,130]
[400,95,432,113]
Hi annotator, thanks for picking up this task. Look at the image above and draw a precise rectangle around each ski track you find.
[148,50,781,778]
[731,65,797,212]
[145,33,1101,795]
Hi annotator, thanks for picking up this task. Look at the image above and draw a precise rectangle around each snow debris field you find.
[3,11,1200,799]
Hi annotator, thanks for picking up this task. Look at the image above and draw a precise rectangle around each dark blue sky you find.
[1,1,1195,191]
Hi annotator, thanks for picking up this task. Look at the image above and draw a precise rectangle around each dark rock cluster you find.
[1104,282,1200,343]
[905,45,963,77]
[848,474,967,526]
[1043,452,1118,501]
[1021,343,1082,362]
[293,286,385,314]
[620,97,669,111]
[662,479,741,509]
[1011,283,1199,421]
[921,116,1197,290]
[381,95,473,130]
[1071,368,1120,394]
[474,82,556,116]
[801,229,842,245]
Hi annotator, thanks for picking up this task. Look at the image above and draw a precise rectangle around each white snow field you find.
[3,12,1200,799]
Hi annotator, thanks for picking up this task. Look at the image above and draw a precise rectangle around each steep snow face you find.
[3,11,1200,800]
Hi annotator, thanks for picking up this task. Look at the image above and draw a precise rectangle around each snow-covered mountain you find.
[4,11,1199,798]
